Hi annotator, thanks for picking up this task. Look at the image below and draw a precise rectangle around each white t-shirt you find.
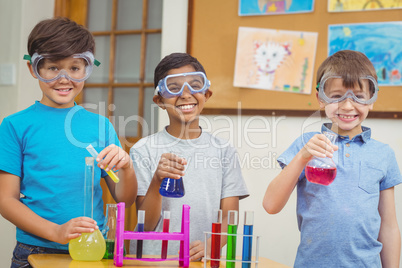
[129,127,249,255]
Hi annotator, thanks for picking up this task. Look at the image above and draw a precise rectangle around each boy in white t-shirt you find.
[129,53,249,261]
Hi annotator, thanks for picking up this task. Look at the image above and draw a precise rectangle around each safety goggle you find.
[317,75,378,105]
[23,51,100,83]
[155,71,211,98]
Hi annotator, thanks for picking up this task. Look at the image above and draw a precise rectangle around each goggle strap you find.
[23,54,32,64]
[24,52,100,66]
[316,82,320,91]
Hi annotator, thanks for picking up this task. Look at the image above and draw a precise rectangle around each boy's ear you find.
[204,89,213,102]
[27,62,37,79]
[153,94,166,110]
[316,92,325,109]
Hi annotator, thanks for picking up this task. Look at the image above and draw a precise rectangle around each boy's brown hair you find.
[27,17,95,59]
[316,50,377,90]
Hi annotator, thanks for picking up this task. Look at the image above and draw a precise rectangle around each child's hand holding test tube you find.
[86,144,125,183]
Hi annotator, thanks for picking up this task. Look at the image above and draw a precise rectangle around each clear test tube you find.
[242,211,254,268]
[84,157,95,218]
[161,211,171,259]
[136,210,145,258]
[226,210,238,268]
[211,209,222,268]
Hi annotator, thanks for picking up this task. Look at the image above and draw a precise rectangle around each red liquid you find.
[211,223,221,268]
[305,166,337,186]
[161,218,170,259]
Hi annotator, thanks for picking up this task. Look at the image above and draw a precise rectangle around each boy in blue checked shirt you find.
[263,50,401,267]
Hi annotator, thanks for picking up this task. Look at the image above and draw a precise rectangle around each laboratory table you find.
[28,254,290,267]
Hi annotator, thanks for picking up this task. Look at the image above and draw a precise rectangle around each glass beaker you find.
[305,131,337,186]
[102,204,117,259]
[69,157,106,261]
[159,152,187,198]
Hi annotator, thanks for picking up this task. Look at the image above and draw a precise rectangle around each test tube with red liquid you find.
[161,211,170,259]
[305,131,337,186]
[211,209,222,268]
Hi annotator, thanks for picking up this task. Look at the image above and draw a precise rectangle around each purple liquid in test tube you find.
[136,210,145,259]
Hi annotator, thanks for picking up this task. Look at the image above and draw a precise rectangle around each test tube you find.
[242,211,254,268]
[136,210,145,259]
[103,203,117,259]
[211,209,222,268]
[84,157,95,219]
[86,144,120,183]
[226,210,238,268]
[161,211,170,259]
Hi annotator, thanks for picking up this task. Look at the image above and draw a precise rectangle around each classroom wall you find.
[0,1,401,268]
[199,114,402,267]
[0,1,54,266]
[158,2,402,267]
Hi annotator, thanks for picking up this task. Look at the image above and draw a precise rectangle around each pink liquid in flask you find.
[305,166,337,186]
[305,131,337,186]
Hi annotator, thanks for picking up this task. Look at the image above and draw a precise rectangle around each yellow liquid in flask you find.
[69,229,106,261]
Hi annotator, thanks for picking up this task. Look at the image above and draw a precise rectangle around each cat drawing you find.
[253,40,291,89]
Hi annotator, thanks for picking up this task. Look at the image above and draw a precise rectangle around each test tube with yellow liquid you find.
[86,144,120,183]
[69,157,106,261]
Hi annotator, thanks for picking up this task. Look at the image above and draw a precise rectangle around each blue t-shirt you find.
[278,123,402,268]
[0,101,121,250]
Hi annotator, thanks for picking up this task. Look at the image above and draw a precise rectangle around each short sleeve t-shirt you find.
[0,101,121,250]
[277,123,402,267]
[129,127,249,255]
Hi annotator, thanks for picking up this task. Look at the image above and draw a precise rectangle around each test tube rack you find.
[114,202,191,267]
[203,232,260,268]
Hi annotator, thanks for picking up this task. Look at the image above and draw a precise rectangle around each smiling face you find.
[28,57,85,108]
[153,65,212,131]
[318,78,373,138]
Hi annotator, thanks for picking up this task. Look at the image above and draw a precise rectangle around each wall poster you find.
[329,22,402,85]
[239,0,315,16]
[328,0,402,12]
[234,27,318,94]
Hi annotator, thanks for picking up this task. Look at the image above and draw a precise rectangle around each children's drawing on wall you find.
[234,27,318,94]
[328,0,402,12]
[329,22,402,85]
[239,0,315,16]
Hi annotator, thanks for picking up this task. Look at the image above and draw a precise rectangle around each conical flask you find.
[69,157,106,261]
[305,131,337,186]
[159,152,186,198]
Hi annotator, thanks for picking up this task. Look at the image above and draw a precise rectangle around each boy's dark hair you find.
[27,17,95,59]
[316,50,377,90]
[154,53,206,88]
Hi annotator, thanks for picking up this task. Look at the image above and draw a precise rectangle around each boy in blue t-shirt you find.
[263,50,401,267]
[0,17,137,267]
